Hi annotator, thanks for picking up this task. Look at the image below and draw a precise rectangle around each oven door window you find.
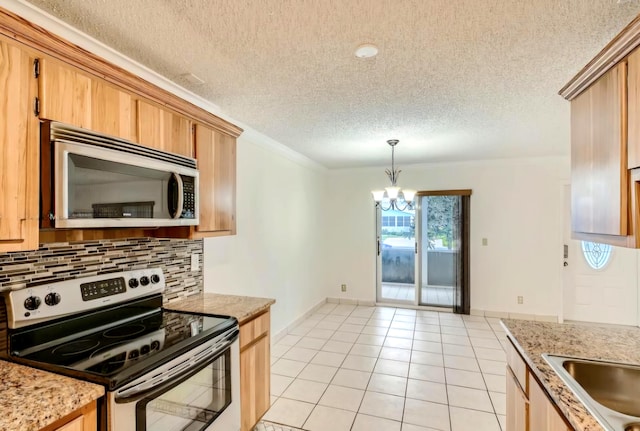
[136,349,231,431]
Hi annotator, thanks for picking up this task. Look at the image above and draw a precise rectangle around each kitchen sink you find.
[544,354,640,431]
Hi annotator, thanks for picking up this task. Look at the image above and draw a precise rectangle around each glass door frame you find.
[375,205,419,306]
[375,189,471,313]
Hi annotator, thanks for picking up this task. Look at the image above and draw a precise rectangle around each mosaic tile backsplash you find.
[0,237,203,301]
[0,237,204,353]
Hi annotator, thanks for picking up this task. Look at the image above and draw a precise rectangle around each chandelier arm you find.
[376,201,392,211]
[394,200,414,212]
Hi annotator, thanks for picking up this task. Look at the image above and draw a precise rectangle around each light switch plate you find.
[191,253,200,271]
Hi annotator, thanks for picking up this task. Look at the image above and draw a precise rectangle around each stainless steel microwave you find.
[41,122,199,228]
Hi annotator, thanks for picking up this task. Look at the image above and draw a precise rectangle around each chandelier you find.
[371,139,416,211]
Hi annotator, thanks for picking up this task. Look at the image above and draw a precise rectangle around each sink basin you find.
[562,359,640,417]
[543,354,640,431]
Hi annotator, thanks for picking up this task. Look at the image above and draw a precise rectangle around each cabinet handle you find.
[33,97,40,117]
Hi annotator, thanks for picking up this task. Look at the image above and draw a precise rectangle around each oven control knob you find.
[150,274,160,284]
[139,276,150,286]
[128,278,139,289]
[44,292,61,306]
[24,296,41,311]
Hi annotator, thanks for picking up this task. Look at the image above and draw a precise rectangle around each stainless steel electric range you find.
[3,268,241,431]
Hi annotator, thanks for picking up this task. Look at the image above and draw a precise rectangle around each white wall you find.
[325,157,570,319]
[203,136,329,336]
[562,185,640,326]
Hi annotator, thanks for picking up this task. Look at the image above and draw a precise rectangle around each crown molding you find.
[559,14,640,100]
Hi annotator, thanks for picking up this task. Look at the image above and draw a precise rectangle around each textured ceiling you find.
[23,0,640,168]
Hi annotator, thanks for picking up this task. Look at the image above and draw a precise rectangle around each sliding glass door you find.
[376,190,470,313]
[376,207,416,304]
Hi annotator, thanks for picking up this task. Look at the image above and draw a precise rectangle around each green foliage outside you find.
[426,196,459,249]
[380,196,460,250]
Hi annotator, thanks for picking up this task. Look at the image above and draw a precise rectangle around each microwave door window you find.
[67,154,173,219]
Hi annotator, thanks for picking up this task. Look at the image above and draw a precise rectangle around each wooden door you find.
[0,38,39,252]
[136,99,192,157]
[38,57,136,141]
[570,62,628,236]
[194,124,236,234]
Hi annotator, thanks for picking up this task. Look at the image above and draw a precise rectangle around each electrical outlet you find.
[191,253,200,272]
[482,238,488,246]
[341,284,347,292]
[517,296,523,304]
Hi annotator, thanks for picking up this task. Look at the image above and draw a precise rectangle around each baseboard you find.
[472,308,559,322]
[326,297,375,306]
[271,298,328,344]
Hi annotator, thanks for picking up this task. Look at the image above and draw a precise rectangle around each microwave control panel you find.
[181,176,196,219]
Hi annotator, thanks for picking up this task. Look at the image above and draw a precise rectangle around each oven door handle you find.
[114,328,237,403]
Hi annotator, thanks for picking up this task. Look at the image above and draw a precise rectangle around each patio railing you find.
[381,248,457,286]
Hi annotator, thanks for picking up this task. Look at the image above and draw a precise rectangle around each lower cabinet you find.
[41,400,97,431]
[506,339,572,431]
[239,310,271,431]
[529,377,572,431]
[506,367,527,431]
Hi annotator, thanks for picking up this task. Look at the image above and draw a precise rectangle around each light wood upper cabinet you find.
[136,99,193,158]
[0,37,39,252]
[629,49,640,169]
[570,62,628,237]
[38,57,137,141]
[194,124,237,235]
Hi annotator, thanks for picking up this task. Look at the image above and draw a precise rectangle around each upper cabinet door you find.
[38,58,136,141]
[571,62,628,236]
[0,38,39,252]
[628,49,640,169]
[195,124,236,235]
[136,100,193,157]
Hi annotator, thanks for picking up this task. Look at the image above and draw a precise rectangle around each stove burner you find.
[104,324,146,339]
[52,339,101,356]
[89,341,127,359]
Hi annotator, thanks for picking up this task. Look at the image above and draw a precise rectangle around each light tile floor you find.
[261,303,508,431]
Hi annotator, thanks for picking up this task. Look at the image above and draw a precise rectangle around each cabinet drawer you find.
[240,311,270,350]
[506,337,528,394]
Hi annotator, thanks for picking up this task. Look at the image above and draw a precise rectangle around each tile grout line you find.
[268,304,505,431]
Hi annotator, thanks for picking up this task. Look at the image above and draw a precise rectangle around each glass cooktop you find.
[7,295,237,389]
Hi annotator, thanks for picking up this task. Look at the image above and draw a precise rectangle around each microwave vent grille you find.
[91,201,155,218]
[49,122,197,169]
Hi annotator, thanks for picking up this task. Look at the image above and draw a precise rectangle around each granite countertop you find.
[501,319,640,431]
[165,293,275,325]
[0,360,104,431]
